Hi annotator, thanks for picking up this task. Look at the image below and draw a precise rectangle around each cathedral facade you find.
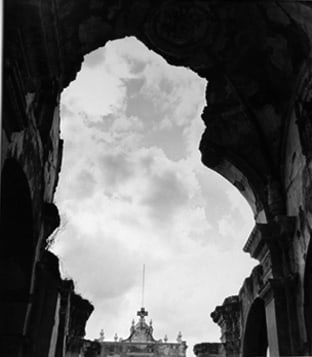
[83,308,187,357]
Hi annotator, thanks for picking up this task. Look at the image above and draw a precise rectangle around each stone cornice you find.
[211,296,240,325]
[243,216,296,262]
[193,342,222,356]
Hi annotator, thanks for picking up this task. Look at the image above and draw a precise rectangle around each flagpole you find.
[141,264,145,308]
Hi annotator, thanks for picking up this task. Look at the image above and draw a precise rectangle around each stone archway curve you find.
[5,1,311,222]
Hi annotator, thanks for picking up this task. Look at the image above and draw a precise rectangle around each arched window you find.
[242,298,268,357]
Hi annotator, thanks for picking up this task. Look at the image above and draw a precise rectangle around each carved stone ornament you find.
[144,1,218,57]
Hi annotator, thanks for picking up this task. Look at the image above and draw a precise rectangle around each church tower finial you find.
[99,329,104,342]
[136,265,148,322]
[137,307,148,320]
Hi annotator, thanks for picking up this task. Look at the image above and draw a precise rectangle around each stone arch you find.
[304,235,312,353]
[4,1,312,355]
[200,149,268,223]
[242,298,268,357]
[0,158,35,355]
[5,1,311,224]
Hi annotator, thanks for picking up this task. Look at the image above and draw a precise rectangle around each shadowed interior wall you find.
[304,237,312,354]
[3,1,312,356]
[0,159,34,355]
[242,298,268,357]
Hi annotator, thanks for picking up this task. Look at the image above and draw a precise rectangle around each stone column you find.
[258,279,290,356]
[55,279,74,357]
[26,251,63,357]
[243,216,296,356]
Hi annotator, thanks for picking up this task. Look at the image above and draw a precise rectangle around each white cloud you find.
[52,37,257,356]
[141,170,189,226]
[62,65,126,118]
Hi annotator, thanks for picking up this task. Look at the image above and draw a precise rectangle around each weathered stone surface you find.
[211,296,241,357]
[66,294,94,355]
[3,1,312,356]
[193,342,224,357]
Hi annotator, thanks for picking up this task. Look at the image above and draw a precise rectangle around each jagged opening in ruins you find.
[0,158,34,355]
[242,298,268,357]
[51,37,256,354]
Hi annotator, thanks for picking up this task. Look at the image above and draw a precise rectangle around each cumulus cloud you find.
[57,227,138,302]
[84,48,106,68]
[97,37,207,161]
[53,37,256,354]
[99,153,134,188]
[141,170,189,226]
[66,169,97,200]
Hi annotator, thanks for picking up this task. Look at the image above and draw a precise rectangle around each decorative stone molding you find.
[258,277,284,304]
[193,342,224,357]
[144,1,218,58]
[243,218,298,356]
[244,216,296,283]
[211,296,241,357]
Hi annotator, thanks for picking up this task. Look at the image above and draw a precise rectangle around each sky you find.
[51,37,257,355]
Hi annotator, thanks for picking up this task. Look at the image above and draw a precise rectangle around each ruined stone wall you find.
[2,1,95,354]
[3,1,312,356]
[193,342,224,357]
[205,5,312,355]
[283,76,311,355]
[282,62,312,354]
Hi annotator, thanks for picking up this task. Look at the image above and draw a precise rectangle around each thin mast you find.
[141,264,145,308]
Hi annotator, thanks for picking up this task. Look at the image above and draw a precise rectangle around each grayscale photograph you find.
[1,1,312,357]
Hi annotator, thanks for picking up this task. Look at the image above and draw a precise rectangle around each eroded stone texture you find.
[193,343,224,357]
[3,1,312,356]
[65,294,94,357]
[211,296,241,357]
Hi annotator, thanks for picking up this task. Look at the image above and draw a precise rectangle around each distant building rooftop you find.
[87,307,187,357]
